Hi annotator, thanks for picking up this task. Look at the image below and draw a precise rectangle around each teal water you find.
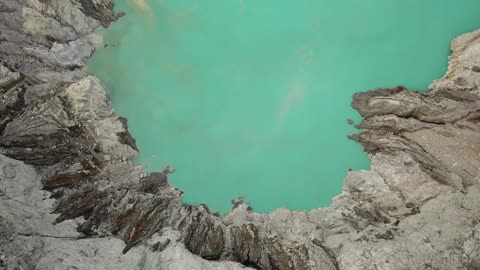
[89,0,480,213]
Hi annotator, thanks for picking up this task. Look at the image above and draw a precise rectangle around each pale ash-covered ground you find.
[1,1,480,269]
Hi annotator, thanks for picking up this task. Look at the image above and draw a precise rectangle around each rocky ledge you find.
[1,1,480,269]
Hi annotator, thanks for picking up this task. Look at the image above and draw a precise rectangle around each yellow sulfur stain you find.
[129,0,153,15]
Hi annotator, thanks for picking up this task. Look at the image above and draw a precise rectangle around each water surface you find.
[89,0,480,213]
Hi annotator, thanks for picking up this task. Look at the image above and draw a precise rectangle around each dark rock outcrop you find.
[1,1,480,269]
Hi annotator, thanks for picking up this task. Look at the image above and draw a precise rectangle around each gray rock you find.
[26,0,101,35]
[0,64,20,88]
[0,154,250,270]
[22,7,77,42]
[1,0,480,269]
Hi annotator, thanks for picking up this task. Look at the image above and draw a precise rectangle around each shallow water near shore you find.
[89,0,480,213]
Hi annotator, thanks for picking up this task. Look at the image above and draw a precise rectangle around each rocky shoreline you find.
[1,1,480,269]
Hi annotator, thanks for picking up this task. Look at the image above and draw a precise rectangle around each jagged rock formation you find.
[1,1,480,269]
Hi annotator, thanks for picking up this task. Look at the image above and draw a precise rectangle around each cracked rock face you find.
[1,1,480,269]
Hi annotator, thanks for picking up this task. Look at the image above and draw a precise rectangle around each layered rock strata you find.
[1,1,480,269]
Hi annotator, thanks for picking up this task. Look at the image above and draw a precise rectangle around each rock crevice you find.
[1,1,480,269]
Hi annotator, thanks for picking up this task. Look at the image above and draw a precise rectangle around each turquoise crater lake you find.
[89,0,480,213]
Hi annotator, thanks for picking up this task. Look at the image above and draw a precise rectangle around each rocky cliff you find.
[1,1,480,269]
